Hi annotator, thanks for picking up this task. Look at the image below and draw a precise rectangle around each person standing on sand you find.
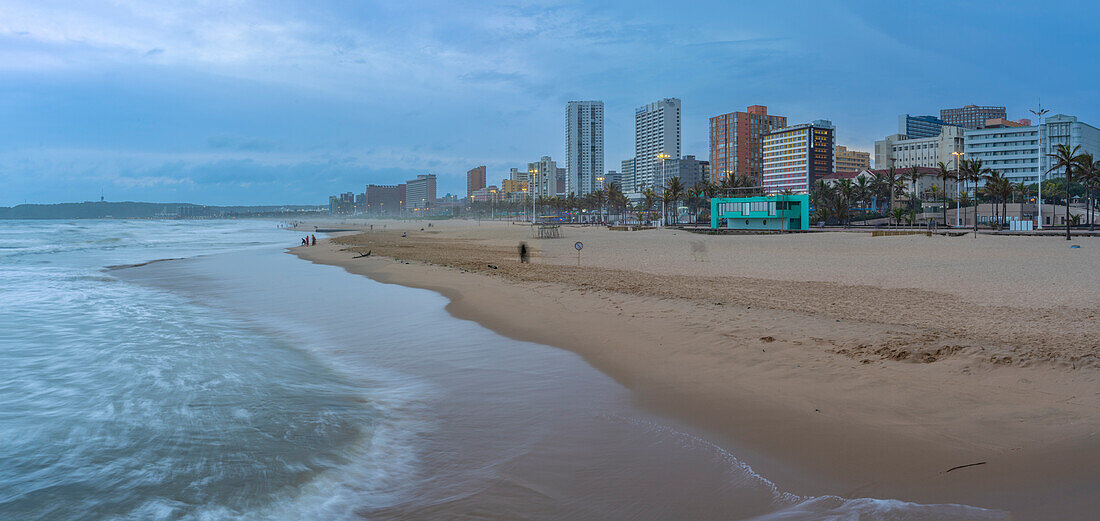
[311,235,317,246]
[519,242,529,263]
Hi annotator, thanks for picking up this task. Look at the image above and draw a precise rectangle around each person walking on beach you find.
[301,237,307,246]
[519,242,529,263]
[311,235,317,246]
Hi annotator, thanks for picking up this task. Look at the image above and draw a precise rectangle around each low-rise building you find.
[710,194,809,230]
[874,126,964,170]
[470,185,501,202]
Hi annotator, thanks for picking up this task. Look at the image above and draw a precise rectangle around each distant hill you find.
[0,201,325,219]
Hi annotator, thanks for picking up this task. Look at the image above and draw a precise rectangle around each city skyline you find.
[2,1,1098,205]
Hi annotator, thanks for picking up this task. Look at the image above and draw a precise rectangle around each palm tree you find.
[836,178,855,226]
[664,176,685,225]
[1047,144,1083,240]
[1075,153,1099,231]
[959,159,991,234]
[901,168,923,210]
[878,166,901,211]
[641,188,658,225]
[889,207,907,227]
[854,175,872,218]
[936,161,953,226]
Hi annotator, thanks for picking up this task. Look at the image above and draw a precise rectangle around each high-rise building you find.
[709,105,786,184]
[621,159,635,193]
[835,145,871,172]
[466,166,486,199]
[898,114,954,139]
[874,126,964,170]
[633,98,681,194]
[941,105,1007,130]
[566,101,605,197]
[405,174,437,210]
[364,184,405,214]
[527,156,562,199]
[761,120,835,194]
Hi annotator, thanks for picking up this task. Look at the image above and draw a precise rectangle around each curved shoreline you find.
[290,225,1099,520]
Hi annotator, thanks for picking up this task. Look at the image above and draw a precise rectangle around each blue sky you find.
[1,0,1097,205]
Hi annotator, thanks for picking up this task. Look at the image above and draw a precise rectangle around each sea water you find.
[0,219,1010,520]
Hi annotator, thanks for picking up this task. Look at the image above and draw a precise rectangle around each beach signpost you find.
[575,241,583,265]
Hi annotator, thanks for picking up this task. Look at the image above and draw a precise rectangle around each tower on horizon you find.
[566,101,604,197]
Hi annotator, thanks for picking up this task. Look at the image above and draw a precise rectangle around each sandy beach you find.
[293,219,1099,519]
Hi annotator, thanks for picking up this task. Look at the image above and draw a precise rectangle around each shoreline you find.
[292,221,1099,519]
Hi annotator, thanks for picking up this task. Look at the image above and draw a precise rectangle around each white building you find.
[874,126,964,170]
[566,101,604,197]
[405,174,437,210]
[964,124,1038,183]
[527,156,561,199]
[632,98,681,195]
[1039,114,1100,179]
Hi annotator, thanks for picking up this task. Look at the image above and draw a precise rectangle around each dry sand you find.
[293,219,1099,519]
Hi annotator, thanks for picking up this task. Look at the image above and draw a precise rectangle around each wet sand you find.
[293,219,1100,520]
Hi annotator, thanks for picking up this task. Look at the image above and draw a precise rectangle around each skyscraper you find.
[566,101,604,197]
[940,105,1007,129]
[708,105,786,184]
[633,98,681,194]
[466,166,486,199]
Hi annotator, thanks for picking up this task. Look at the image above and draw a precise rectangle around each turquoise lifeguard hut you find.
[710,194,809,231]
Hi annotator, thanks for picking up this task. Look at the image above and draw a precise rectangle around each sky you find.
[1,0,1098,206]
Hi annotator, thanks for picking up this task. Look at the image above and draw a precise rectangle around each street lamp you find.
[529,167,539,224]
[1030,101,1049,229]
[656,152,670,226]
[952,151,964,227]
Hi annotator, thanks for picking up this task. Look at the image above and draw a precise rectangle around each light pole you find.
[1030,101,1049,229]
[656,152,670,226]
[952,151,964,227]
[596,176,605,223]
[529,167,539,224]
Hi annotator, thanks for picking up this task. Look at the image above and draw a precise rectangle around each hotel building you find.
[632,98,681,194]
[364,184,406,215]
[466,166,486,199]
[405,174,437,210]
[964,114,1100,184]
[566,101,605,197]
[761,120,834,194]
[941,105,1007,130]
[834,145,870,172]
[709,105,786,184]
